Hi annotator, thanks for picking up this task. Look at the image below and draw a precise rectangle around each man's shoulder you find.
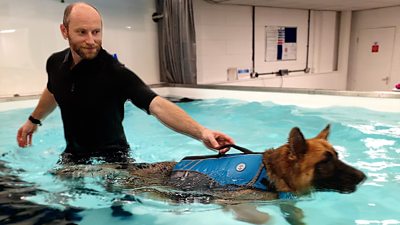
[46,48,70,74]
[48,48,70,63]
[99,49,132,73]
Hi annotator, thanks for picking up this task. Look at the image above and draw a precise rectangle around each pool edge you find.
[1,84,399,112]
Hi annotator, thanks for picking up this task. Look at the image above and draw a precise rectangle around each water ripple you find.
[357,161,400,172]
[356,219,400,225]
[349,123,400,138]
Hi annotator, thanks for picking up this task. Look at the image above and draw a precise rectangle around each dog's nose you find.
[355,170,367,184]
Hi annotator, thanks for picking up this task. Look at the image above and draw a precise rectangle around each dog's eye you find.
[319,157,330,165]
[319,151,334,164]
[315,152,335,175]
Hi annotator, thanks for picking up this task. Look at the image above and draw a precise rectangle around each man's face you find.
[63,6,102,62]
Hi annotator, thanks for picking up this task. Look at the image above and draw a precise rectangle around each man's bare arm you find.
[17,88,57,147]
[149,96,234,153]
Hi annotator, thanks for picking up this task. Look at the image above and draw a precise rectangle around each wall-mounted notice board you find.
[265,26,297,62]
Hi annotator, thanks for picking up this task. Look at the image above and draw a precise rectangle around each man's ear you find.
[315,124,330,140]
[60,24,68,40]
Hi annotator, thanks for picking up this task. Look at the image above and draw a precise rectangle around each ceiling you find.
[206,0,400,11]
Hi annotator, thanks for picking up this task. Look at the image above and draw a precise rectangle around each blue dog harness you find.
[172,153,267,190]
[170,145,296,199]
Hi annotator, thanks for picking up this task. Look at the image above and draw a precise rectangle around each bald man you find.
[17,2,234,164]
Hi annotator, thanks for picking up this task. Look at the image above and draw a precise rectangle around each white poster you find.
[265,26,279,62]
[283,43,297,60]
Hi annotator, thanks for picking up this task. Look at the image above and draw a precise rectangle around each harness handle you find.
[219,144,254,154]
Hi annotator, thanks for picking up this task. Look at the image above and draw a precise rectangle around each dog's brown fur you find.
[54,125,366,224]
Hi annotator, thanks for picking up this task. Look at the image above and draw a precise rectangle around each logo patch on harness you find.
[236,163,246,172]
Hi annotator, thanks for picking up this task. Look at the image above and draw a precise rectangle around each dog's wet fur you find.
[54,125,366,224]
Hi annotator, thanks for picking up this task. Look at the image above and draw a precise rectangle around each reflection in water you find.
[363,138,396,160]
[349,123,400,189]
[355,219,400,224]
[366,173,388,186]
[349,123,400,138]
[358,161,400,172]
[0,160,83,224]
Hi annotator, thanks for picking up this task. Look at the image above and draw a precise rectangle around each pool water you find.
[0,99,399,225]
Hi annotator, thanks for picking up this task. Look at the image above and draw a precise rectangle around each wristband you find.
[29,115,42,126]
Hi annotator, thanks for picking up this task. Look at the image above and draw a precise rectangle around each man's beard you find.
[69,39,101,60]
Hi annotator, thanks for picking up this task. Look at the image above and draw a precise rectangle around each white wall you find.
[0,0,159,97]
[311,11,339,74]
[194,0,253,84]
[348,6,400,90]
[194,0,351,90]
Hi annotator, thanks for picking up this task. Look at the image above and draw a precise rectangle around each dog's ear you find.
[315,124,330,140]
[288,127,307,159]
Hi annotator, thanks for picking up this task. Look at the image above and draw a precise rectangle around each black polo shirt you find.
[46,48,157,154]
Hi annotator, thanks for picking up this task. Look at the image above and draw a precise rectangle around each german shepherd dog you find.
[54,125,366,224]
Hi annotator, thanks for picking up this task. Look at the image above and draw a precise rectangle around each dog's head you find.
[264,125,366,195]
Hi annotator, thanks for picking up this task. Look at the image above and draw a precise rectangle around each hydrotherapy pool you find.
[0,86,399,225]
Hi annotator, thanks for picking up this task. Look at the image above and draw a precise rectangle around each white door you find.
[350,27,395,91]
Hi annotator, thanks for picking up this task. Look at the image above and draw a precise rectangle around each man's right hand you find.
[16,88,57,147]
[17,121,38,147]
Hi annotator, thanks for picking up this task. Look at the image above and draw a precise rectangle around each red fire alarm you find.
[372,42,379,53]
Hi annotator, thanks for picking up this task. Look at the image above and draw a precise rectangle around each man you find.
[16,2,234,164]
